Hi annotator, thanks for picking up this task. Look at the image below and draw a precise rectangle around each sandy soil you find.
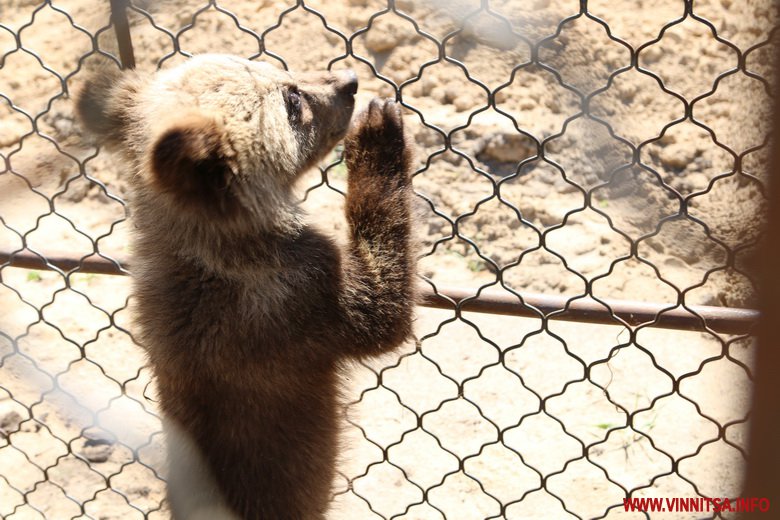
[0,0,775,518]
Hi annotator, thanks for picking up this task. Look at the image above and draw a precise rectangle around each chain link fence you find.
[0,0,775,518]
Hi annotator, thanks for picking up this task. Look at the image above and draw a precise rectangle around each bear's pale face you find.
[78,54,357,228]
[144,56,356,184]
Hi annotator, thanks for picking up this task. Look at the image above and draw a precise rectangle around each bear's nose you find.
[335,70,358,96]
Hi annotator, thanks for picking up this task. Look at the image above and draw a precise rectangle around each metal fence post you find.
[110,0,135,69]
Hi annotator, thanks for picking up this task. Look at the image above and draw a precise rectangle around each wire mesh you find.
[0,0,775,518]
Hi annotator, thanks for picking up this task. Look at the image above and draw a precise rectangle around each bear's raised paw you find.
[344,98,411,183]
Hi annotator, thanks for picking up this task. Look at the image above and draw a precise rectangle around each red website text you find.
[623,497,770,513]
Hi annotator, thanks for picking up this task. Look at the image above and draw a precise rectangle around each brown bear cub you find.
[76,55,415,519]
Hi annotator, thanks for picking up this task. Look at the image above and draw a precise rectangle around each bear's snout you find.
[334,70,358,97]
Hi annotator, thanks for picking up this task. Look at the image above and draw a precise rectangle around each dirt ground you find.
[0,0,775,518]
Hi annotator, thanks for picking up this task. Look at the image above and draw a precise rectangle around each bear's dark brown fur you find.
[76,55,415,520]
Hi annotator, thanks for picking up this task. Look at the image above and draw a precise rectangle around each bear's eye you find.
[286,88,302,120]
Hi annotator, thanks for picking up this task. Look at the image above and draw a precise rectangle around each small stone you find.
[430,86,447,103]
[454,95,473,112]
[640,46,663,64]
[365,18,407,53]
[663,256,686,269]
[480,132,534,163]
[418,75,437,96]
[81,437,114,463]
[0,411,23,435]
[53,116,74,136]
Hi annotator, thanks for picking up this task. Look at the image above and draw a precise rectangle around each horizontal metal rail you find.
[423,284,757,335]
[0,249,758,335]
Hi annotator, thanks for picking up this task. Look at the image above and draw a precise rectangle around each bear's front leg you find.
[337,98,416,357]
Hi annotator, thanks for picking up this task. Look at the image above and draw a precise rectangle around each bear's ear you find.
[150,113,238,213]
[76,66,140,147]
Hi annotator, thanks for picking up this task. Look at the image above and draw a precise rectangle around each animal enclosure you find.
[0,0,774,518]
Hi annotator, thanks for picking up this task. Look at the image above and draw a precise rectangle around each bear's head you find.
[77,55,357,229]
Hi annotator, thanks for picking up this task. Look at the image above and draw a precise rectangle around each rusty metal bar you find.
[0,250,129,276]
[110,0,135,69]
[423,284,758,335]
[0,249,759,335]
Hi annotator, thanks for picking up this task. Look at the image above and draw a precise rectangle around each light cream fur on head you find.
[79,54,356,240]
[142,57,301,184]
